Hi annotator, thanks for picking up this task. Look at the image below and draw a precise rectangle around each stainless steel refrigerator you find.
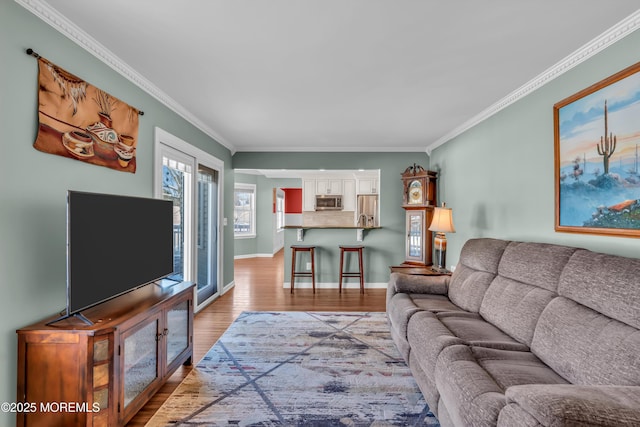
[356,194,378,227]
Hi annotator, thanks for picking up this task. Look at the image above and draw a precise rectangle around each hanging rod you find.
[26,48,41,59]
[26,48,144,116]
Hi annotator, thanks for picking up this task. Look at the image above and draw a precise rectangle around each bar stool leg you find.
[290,248,296,294]
[311,247,316,294]
[339,248,344,293]
[358,247,364,294]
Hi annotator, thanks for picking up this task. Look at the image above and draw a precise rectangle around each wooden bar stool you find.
[290,245,316,293]
[339,245,364,294]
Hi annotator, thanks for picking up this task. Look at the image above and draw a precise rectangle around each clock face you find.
[408,180,422,204]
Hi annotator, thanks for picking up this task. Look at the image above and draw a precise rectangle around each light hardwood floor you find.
[126,249,387,426]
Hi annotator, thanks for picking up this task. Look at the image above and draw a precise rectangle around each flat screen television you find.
[61,191,174,323]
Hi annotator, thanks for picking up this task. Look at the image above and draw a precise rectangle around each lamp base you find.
[433,232,447,271]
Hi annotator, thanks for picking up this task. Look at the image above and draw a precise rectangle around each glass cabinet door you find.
[122,315,161,408]
[166,299,190,367]
[405,210,426,264]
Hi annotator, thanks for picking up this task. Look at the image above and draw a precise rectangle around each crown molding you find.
[235,144,425,153]
[426,9,640,155]
[16,0,236,153]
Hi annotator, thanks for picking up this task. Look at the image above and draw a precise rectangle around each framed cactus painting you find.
[554,61,640,237]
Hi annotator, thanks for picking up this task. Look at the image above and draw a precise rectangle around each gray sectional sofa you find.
[386,238,640,427]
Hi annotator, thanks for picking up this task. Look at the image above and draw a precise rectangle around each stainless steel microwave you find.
[315,195,343,211]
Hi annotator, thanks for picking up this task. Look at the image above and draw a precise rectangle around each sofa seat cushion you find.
[411,294,467,313]
[387,293,466,340]
[407,311,530,389]
[387,293,467,364]
[437,312,530,352]
[502,384,640,427]
[435,345,568,427]
[497,403,542,427]
[407,311,465,384]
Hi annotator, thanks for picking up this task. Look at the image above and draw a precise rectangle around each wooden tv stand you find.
[16,281,194,427]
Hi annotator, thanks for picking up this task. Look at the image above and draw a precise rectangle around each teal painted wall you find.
[0,2,233,422]
[430,29,640,268]
[233,152,431,285]
[234,173,302,257]
[257,176,302,255]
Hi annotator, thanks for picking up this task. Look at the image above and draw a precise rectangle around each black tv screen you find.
[67,191,174,315]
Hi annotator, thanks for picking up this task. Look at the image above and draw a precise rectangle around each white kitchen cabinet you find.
[342,179,356,211]
[358,178,378,194]
[303,179,317,211]
[316,179,343,195]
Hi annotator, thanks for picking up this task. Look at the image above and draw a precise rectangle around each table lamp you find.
[428,203,455,272]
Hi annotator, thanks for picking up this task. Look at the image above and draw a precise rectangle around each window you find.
[234,183,256,238]
[276,191,285,231]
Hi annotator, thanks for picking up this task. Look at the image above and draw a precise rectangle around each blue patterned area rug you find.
[146,311,439,426]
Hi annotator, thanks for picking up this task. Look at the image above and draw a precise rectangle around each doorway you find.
[155,128,224,312]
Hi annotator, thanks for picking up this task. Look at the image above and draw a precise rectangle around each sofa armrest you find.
[389,272,449,295]
[503,384,640,427]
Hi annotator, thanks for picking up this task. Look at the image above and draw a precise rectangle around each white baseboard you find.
[234,253,274,259]
[222,280,235,294]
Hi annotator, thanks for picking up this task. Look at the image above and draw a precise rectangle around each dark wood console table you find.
[16,281,194,427]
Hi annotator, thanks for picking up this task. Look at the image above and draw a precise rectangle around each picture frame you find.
[554,61,640,238]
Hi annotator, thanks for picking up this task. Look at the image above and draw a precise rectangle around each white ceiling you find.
[24,1,640,153]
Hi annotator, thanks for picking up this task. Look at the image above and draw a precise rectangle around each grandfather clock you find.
[401,164,437,266]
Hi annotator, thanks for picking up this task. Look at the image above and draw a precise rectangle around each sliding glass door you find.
[155,128,223,311]
[196,164,219,302]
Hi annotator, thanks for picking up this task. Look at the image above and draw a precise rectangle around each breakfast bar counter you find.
[284,225,381,241]
[284,226,382,229]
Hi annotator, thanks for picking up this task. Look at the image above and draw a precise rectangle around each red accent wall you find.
[282,188,302,214]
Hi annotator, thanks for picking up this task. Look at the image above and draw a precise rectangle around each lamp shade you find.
[428,204,455,233]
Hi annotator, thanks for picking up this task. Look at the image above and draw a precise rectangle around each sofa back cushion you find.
[479,242,577,346]
[558,249,640,329]
[448,238,510,313]
[531,297,640,386]
[497,242,577,292]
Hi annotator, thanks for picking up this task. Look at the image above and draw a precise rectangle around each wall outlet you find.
[450,265,456,272]
[306,262,312,270]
